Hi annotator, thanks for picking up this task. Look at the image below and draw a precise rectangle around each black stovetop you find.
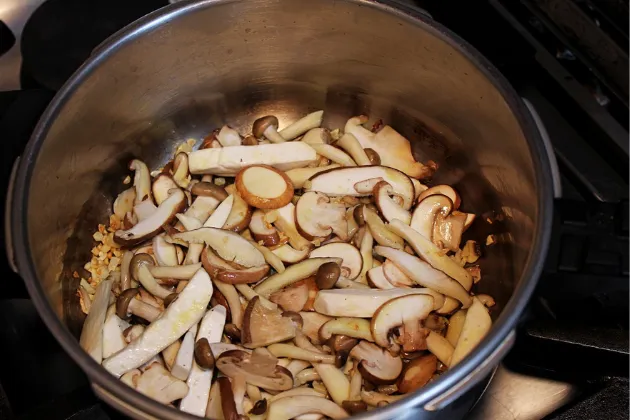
[0,0,628,419]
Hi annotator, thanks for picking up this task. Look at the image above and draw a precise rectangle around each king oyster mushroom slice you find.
[204,194,234,228]
[307,143,357,167]
[133,199,158,222]
[370,294,434,349]
[285,164,340,189]
[300,312,333,345]
[309,243,362,280]
[102,269,213,377]
[318,318,374,342]
[217,125,242,147]
[411,178,429,200]
[152,234,178,266]
[434,210,467,251]
[254,257,342,297]
[152,174,179,206]
[102,305,130,359]
[114,189,185,247]
[301,127,332,145]
[366,266,394,289]
[267,344,335,364]
[216,349,294,391]
[344,116,433,179]
[409,194,453,241]
[313,287,444,318]
[381,259,414,287]
[172,227,266,268]
[242,296,296,348]
[279,110,324,140]
[222,192,252,233]
[387,219,473,290]
[172,152,191,189]
[303,166,415,210]
[213,280,244,329]
[236,165,295,210]
[136,363,189,404]
[373,181,411,224]
[362,205,404,250]
[269,278,316,312]
[417,184,461,209]
[446,309,467,347]
[450,297,492,366]
[335,133,371,166]
[129,159,152,204]
[267,203,312,251]
[171,323,199,381]
[349,341,403,384]
[184,195,221,224]
[374,246,472,308]
[202,247,270,284]
[268,395,349,420]
[436,296,461,315]
[272,244,311,263]
[113,187,136,219]
[180,306,227,416]
[188,142,317,176]
[295,192,348,240]
[80,277,114,363]
[250,210,281,246]
[426,331,454,366]
[314,364,350,405]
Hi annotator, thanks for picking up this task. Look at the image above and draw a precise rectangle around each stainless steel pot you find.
[6,0,555,418]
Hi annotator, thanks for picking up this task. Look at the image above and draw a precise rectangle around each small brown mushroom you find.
[315,262,341,290]
[191,182,228,201]
[243,135,258,146]
[252,115,286,143]
[116,288,162,322]
[194,337,215,370]
[250,399,268,415]
[224,323,242,342]
[328,335,359,368]
[364,148,381,166]
[342,400,368,415]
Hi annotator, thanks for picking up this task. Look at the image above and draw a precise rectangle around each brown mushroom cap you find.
[116,288,140,319]
[349,341,403,384]
[252,116,279,138]
[342,400,368,415]
[250,399,268,415]
[194,337,215,370]
[397,354,437,393]
[191,182,228,201]
[163,293,178,309]
[364,148,381,166]
[315,262,341,290]
[328,335,359,368]
[224,323,242,342]
[130,253,155,280]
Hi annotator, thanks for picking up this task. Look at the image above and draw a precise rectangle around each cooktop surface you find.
[0,0,627,419]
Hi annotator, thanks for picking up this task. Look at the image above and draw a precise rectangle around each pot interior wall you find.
[23,0,537,337]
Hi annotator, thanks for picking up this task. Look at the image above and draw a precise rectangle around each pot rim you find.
[10,0,554,418]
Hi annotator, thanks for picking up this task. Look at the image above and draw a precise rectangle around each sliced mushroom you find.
[129,159,152,204]
[267,344,335,364]
[254,257,342,297]
[133,199,158,222]
[235,165,294,210]
[349,341,402,384]
[335,133,371,166]
[411,178,428,200]
[216,349,294,391]
[300,312,333,345]
[217,125,243,147]
[171,323,198,381]
[129,254,173,300]
[446,309,467,347]
[387,220,473,290]
[235,284,278,311]
[267,203,312,251]
[313,287,444,318]
[409,194,453,242]
[219,192,251,233]
[314,364,350,405]
[300,127,331,145]
[268,395,349,420]
[381,259,413,288]
[249,241,285,273]
[152,234,178,266]
[319,318,374,342]
[360,390,404,406]
[217,377,239,420]
[371,294,433,352]
[356,227,373,285]
[102,305,130,359]
[344,117,432,179]
[150,263,202,280]
[309,243,362,281]
[136,363,189,404]
[373,181,411,224]
[114,187,137,218]
[269,279,311,312]
[362,205,404,250]
[250,210,281,246]
[304,166,414,209]
[279,110,324,141]
[374,246,471,307]
[253,115,286,143]
[173,228,265,268]
[417,185,461,209]
[172,152,191,189]
[191,182,229,201]
[123,324,145,343]
[189,142,318,176]
[436,296,460,315]
[450,297,491,366]
[79,278,114,363]
[307,143,357,167]
[271,244,311,263]
[285,164,341,189]
[295,368,320,386]
[202,247,270,284]
[115,189,186,246]
[102,269,213,377]
[366,266,394,289]
[295,192,348,240]
[180,306,227,416]
[397,354,437,394]
[116,288,162,322]
[426,331,454,366]
[214,281,244,329]
[242,297,296,348]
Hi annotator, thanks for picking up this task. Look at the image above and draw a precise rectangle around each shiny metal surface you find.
[9,0,554,418]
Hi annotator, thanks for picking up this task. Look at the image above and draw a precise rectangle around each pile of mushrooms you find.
[79,110,493,419]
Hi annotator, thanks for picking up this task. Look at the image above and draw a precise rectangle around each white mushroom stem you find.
[213,280,243,328]
[268,396,349,420]
[314,364,350,404]
[446,310,467,347]
[217,125,242,147]
[171,323,198,380]
[79,278,113,363]
[162,340,181,371]
[269,387,322,402]
[349,362,362,401]
[357,228,373,284]
[127,298,162,323]
[267,344,336,364]
[254,257,342,297]
[319,318,374,342]
[308,144,357,167]
[102,306,130,359]
[137,265,175,300]
[149,263,202,280]
[153,235,179,266]
[173,153,191,189]
[285,164,340,189]
[450,297,491,366]
[279,110,324,140]
[136,363,189,404]
[335,133,371,166]
[294,330,322,353]
[296,368,320,385]
[250,241,285,273]
[286,360,311,377]
[246,384,262,402]
[234,283,278,310]
[130,159,152,204]
[426,331,454,366]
